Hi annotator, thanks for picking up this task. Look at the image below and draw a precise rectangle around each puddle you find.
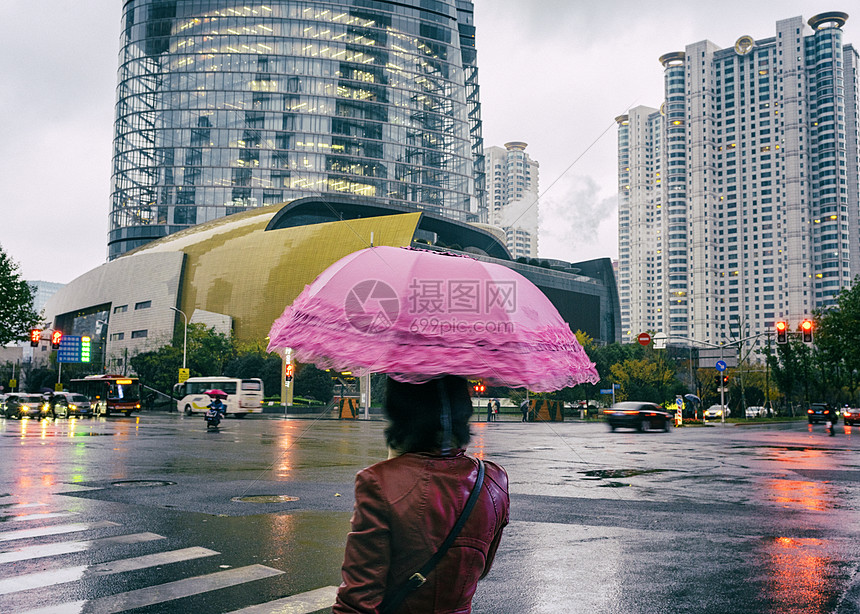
[580,468,670,479]
[598,481,631,488]
[232,495,300,503]
[112,480,176,488]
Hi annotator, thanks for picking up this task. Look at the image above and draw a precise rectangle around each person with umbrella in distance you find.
[267,246,599,612]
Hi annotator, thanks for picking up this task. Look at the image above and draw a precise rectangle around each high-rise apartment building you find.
[486,141,539,258]
[617,11,860,346]
[109,0,485,258]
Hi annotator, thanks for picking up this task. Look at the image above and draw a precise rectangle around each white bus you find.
[173,377,264,417]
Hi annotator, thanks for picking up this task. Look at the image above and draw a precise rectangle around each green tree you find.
[294,363,333,403]
[130,324,236,395]
[0,245,41,345]
[129,345,184,395]
[815,281,860,404]
[609,354,685,405]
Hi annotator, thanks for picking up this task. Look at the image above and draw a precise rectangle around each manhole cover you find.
[232,495,300,503]
[112,480,176,488]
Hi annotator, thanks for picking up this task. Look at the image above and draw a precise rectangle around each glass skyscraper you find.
[617,11,860,346]
[110,0,485,258]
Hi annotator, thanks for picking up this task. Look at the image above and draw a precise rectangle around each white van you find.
[173,377,264,417]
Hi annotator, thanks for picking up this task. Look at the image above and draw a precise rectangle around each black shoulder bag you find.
[379,458,486,614]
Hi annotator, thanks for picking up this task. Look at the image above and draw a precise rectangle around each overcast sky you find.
[0,0,847,283]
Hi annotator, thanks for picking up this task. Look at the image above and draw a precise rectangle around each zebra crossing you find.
[0,500,338,614]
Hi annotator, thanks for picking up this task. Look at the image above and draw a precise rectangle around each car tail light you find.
[807,409,813,414]
[824,410,830,414]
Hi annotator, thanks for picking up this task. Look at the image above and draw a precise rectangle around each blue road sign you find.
[57,336,91,363]
[716,360,727,372]
[599,389,613,394]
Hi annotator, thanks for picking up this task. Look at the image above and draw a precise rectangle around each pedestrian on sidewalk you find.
[520,399,529,422]
[334,375,510,614]
[487,399,494,422]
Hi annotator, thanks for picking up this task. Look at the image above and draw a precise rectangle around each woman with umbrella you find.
[268,246,598,612]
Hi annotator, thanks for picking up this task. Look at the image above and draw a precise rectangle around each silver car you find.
[745,406,766,418]
[50,392,93,418]
[704,404,731,419]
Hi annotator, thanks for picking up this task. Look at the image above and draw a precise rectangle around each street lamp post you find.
[169,306,188,369]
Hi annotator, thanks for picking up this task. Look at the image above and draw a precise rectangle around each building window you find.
[110,332,125,341]
[135,301,152,310]
[114,305,128,314]
[131,330,148,339]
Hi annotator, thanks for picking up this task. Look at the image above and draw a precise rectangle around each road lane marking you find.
[0,532,165,564]
[0,546,218,595]
[0,512,76,522]
[18,564,285,614]
[227,585,339,613]
[0,521,119,542]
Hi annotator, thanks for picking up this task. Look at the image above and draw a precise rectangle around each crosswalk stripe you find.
[0,521,119,543]
[19,564,285,614]
[0,512,76,522]
[0,546,218,595]
[227,585,339,613]
[0,532,165,564]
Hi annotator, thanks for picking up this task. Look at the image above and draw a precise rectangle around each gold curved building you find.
[44,197,619,372]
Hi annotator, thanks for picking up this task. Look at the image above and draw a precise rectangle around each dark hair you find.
[384,375,473,452]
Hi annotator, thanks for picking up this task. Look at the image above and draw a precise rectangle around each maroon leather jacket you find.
[333,450,509,614]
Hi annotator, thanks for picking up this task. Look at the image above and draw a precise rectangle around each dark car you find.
[807,403,838,424]
[841,407,859,426]
[604,401,672,432]
[2,393,51,419]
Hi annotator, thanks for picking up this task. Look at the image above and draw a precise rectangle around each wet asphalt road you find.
[0,412,859,614]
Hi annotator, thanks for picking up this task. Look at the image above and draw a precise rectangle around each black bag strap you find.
[380,458,485,614]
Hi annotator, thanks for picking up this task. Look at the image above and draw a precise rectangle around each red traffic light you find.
[284,363,294,381]
[775,321,788,344]
[30,329,42,347]
[801,319,813,343]
[50,330,63,349]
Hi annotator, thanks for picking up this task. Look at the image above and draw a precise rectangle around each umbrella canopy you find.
[204,389,228,398]
[267,246,598,392]
[684,394,702,406]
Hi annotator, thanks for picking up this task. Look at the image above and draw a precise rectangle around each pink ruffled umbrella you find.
[267,246,598,392]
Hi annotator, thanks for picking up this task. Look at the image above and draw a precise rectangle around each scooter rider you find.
[208,397,226,416]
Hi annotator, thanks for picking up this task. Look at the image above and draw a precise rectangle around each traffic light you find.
[284,363,294,382]
[714,374,722,388]
[473,381,485,395]
[775,321,788,344]
[801,319,813,343]
[50,330,62,349]
[30,329,41,347]
[722,375,729,386]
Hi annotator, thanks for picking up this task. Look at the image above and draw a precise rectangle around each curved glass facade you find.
[110,0,484,258]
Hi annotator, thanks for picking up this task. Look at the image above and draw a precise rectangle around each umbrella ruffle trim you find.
[268,297,599,392]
